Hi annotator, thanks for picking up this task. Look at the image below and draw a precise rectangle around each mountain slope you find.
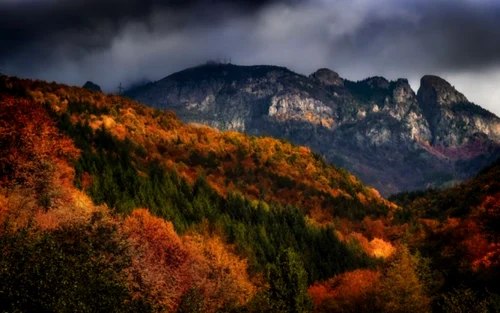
[0,74,395,259]
[12,75,391,219]
[1,74,400,311]
[127,63,500,195]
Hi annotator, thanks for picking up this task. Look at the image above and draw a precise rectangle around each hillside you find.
[127,63,500,196]
[2,74,499,312]
[0,75,392,221]
[0,75,406,312]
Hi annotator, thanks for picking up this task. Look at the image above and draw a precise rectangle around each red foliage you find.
[0,96,79,197]
[0,96,80,232]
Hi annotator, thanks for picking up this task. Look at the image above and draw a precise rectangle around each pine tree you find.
[267,248,312,313]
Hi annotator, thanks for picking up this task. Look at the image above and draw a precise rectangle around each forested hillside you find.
[390,159,500,312]
[1,75,497,312]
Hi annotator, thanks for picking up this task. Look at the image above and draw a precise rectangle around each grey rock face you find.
[418,75,468,107]
[127,64,500,196]
[417,75,500,146]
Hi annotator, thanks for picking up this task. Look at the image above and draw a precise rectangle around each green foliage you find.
[49,110,375,284]
[267,249,313,313]
[0,214,152,313]
[56,117,192,230]
[376,245,431,313]
[221,193,375,282]
[440,287,500,313]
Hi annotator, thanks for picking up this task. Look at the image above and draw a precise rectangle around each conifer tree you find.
[267,248,312,313]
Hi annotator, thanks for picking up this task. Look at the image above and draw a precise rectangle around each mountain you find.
[2,74,500,312]
[127,63,500,196]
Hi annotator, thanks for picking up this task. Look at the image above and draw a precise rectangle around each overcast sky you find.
[1,0,499,115]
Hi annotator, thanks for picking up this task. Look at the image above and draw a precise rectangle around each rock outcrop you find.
[310,68,344,87]
[417,75,500,146]
[127,64,500,195]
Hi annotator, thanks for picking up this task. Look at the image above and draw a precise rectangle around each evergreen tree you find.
[267,248,312,313]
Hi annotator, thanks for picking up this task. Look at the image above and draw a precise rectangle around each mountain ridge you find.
[127,63,500,195]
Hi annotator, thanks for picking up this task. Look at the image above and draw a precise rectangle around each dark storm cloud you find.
[0,0,294,61]
[0,0,499,113]
[336,0,500,72]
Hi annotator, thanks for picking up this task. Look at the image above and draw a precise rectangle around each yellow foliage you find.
[370,238,395,258]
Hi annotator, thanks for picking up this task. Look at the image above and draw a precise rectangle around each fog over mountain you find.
[1,0,499,114]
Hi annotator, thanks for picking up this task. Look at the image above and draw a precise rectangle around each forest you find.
[1,74,500,312]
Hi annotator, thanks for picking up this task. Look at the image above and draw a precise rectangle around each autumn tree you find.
[183,234,256,312]
[376,245,431,313]
[122,209,189,311]
[0,212,151,313]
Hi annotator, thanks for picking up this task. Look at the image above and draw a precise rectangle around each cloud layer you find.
[1,0,499,114]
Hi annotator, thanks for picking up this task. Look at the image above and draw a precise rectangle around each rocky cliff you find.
[127,63,500,195]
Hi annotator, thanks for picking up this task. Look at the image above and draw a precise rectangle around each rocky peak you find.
[365,77,390,90]
[83,81,101,92]
[310,68,344,87]
[417,75,468,107]
[394,78,410,86]
[391,79,416,104]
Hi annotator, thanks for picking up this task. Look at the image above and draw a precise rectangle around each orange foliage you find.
[472,244,500,270]
[343,231,394,259]
[309,207,334,226]
[361,216,386,239]
[308,269,380,312]
[430,215,499,272]
[0,79,266,311]
[121,209,256,312]
[122,209,189,311]
[370,238,396,258]
[0,75,393,225]
[183,234,256,312]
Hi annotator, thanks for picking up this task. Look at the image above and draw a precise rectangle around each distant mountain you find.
[127,63,500,195]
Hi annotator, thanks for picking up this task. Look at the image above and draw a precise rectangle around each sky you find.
[1,0,499,115]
